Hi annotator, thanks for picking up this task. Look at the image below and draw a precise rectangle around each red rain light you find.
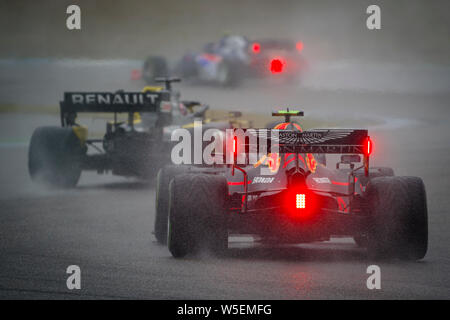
[284,188,320,221]
[233,136,237,155]
[296,194,306,209]
[270,59,284,73]
[252,42,261,53]
[296,41,304,52]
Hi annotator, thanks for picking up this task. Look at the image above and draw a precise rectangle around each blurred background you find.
[1,0,449,106]
[1,0,449,63]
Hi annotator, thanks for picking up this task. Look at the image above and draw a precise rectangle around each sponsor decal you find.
[67,92,160,105]
[278,129,356,145]
[312,177,331,184]
[252,177,275,184]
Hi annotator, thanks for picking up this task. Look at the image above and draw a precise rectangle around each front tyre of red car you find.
[364,176,428,260]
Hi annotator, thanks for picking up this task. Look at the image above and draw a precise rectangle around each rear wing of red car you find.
[59,91,170,126]
[273,129,370,155]
[233,128,372,175]
[234,128,370,154]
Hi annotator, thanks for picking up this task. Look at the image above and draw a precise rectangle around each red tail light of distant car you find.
[252,42,261,54]
[270,58,285,74]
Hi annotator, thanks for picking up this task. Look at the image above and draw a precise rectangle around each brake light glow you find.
[364,136,373,156]
[270,59,284,73]
[296,194,306,209]
[296,41,304,52]
[252,42,260,54]
[233,136,237,155]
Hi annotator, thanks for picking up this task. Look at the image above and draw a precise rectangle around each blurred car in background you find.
[248,38,307,80]
[142,35,307,87]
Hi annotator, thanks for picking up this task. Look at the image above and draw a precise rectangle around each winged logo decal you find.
[277,129,356,145]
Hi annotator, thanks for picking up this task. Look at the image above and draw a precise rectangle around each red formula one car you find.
[154,110,428,260]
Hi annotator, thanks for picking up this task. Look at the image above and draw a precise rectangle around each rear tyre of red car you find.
[167,174,229,258]
[364,176,428,260]
[353,167,395,247]
[154,165,191,244]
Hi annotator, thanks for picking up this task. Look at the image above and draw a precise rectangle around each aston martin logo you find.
[278,130,356,144]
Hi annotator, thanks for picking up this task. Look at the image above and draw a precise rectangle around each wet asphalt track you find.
[0,61,450,299]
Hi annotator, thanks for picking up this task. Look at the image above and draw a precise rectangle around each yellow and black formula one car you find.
[28,78,239,188]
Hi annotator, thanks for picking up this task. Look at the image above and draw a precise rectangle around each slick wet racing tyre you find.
[353,167,394,247]
[154,165,191,244]
[217,60,241,87]
[28,126,84,188]
[167,174,228,258]
[364,176,428,260]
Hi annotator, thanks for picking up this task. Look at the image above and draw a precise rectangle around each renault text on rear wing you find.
[60,91,171,126]
[61,91,170,113]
